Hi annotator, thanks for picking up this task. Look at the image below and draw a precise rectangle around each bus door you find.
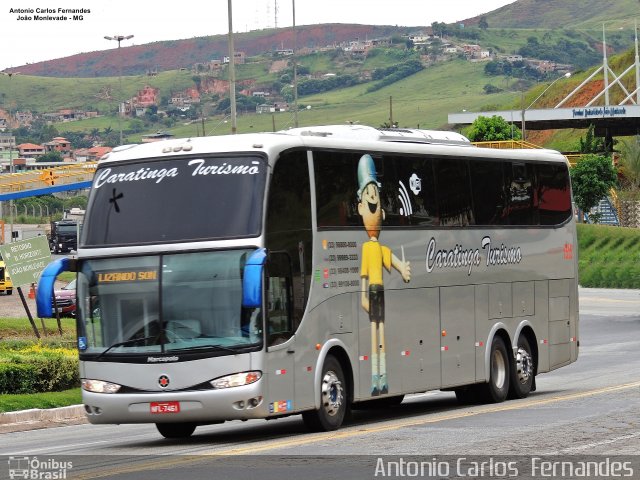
[265,252,296,415]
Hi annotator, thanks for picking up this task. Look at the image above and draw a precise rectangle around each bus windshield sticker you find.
[94,159,261,189]
[356,154,411,398]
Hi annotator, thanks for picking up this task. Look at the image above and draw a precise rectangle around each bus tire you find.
[479,336,510,403]
[454,386,480,404]
[302,355,348,431]
[155,422,197,439]
[6,289,12,296]
[508,335,534,399]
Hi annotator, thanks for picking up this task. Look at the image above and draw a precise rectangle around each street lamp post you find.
[1,71,20,242]
[521,72,571,141]
[1,72,19,174]
[104,35,134,145]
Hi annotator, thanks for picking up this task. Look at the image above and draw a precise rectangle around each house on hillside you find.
[135,85,160,107]
[0,133,15,151]
[43,137,71,154]
[17,143,45,159]
[256,103,288,114]
[128,85,161,117]
[408,34,431,46]
[223,52,246,64]
[74,146,112,162]
[15,111,33,127]
[501,54,523,63]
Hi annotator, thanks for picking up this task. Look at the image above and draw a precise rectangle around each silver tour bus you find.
[37,125,578,438]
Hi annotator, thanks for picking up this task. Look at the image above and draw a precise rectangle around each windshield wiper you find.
[170,344,240,354]
[95,335,159,360]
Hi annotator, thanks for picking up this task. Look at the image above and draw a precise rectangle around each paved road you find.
[1,289,638,479]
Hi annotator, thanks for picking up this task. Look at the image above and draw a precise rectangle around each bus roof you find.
[98,125,568,166]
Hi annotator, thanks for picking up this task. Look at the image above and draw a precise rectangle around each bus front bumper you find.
[82,380,269,424]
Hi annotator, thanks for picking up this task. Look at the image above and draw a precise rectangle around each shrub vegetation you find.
[577,224,640,288]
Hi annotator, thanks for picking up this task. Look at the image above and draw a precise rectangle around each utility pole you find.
[292,0,299,128]
[104,35,134,145]
[227,0,237,134]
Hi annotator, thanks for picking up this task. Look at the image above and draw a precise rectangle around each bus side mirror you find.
[242,248,266,309]
[36,258,75,318]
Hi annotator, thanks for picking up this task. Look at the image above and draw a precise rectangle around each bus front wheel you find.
[156,422,197,439]
[302,355,348,431]
[479,336,510,403]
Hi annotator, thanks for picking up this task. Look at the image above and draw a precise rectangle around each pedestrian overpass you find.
[0,162,97,201]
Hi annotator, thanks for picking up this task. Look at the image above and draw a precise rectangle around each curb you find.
[0,405,86,428]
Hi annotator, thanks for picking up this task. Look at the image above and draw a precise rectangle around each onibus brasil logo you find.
[8,456,72,480]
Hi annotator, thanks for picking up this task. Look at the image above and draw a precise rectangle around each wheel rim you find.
[321,370,343,417]
[492,349,506,389]
[516,346,533,384]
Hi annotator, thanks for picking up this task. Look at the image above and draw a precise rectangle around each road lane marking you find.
[69,380,640,479]
[549,432,640,454]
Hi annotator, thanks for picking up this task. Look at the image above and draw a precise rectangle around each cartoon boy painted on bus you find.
[357,154,411,396]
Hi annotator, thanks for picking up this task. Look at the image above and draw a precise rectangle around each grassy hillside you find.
[117,59,519,140]
[0,69,194,113]
[474,0,638,30]
[577,224,640,288]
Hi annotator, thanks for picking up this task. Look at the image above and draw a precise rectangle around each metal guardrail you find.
[0,162,97,196]
[472,140,544,150]
[472,140,589,166]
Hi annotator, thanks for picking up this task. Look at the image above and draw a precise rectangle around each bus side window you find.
[266,252,293,346]
[433,157,475,226]
[505,162,537,225]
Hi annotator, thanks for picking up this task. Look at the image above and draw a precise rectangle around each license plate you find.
[150,401,180,414]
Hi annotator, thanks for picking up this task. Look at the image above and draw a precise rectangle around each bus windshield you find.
[76,249,263,358]
[81,155,267,247]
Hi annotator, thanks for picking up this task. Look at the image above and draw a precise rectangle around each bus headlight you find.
[210,371,262,389]
[82,379,122,394]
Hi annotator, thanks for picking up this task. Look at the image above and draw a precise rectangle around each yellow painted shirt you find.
[360,240,391,286]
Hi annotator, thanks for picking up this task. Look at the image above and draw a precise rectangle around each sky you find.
[0,0,516,71]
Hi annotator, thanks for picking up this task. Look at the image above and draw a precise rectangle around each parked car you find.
[53,279,76,317]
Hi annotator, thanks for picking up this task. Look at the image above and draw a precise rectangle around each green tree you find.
[36,151,63,163]
[578,124,605,153]
[570,154,617,222]
[618,137,640,193]
[466,115,521,141]
[478,16,489,30]
[89,128,101,142]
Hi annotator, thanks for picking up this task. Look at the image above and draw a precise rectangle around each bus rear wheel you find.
[302,355,348,431]
[156,422,197,439]
[479,336,510,403]
[508,335,534,399]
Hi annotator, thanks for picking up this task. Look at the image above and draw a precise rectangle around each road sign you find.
[0,236,52,287]
[39,169,59,186]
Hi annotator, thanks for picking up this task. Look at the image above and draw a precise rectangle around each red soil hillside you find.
[7,24,414,78]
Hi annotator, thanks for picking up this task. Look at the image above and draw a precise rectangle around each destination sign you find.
[0,236,52,287]
[95,269,158,284]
